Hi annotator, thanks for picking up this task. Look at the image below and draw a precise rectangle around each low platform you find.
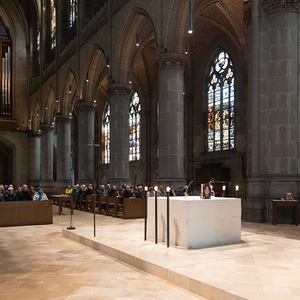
[62,208,300,300]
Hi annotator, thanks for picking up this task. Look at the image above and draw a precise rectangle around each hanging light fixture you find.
[188,0,193,34]
[69,85,72,93]
[86,72,89,82]
[136,33,140,46]
[106,56,110,68]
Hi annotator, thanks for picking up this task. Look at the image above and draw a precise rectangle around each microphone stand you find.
[184,180,193,197]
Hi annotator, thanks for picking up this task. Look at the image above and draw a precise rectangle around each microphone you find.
[184,180,193,197]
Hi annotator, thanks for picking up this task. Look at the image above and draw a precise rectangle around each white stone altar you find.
[147,196,241,249]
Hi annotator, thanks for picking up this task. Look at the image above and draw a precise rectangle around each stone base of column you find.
[28,180,41,188]
[39,180,55,189]
[55,180,72,188]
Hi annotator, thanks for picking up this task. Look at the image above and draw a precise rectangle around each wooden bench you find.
[97,196,145,218]
[0,200,53,227]
[122,197,146,219]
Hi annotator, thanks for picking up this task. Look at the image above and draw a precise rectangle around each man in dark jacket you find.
[16,184,32,201]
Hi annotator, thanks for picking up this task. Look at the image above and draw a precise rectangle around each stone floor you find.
[1,205,300,300]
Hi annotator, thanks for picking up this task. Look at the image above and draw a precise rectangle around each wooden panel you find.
[123,198,146,219]
[0,200,53,227]
[0,118,17,131]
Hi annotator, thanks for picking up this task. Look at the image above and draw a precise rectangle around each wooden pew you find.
[0,200,53,227]
[96,196,146,219]
[122,197,146,219]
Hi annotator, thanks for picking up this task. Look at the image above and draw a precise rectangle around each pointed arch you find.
[114,7,156,83]
[83,44,108,103]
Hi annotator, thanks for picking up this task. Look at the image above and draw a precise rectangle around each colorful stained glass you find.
[129,92,141,161]
[69,0,77,27]
[50,0,56,49]
[103,105,110,164]
[207,51,234,152]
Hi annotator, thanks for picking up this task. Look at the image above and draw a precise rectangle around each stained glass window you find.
[50,0,56,49]
[69,0,77,27]
[103,104,110,164]
[207,51,234,152]
[129,92,141,161]
[37,27,40,66]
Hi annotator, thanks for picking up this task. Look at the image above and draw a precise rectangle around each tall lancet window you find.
[0,20,12,117]
[50,0,56,49]
[69,0,77,27]
[207,51,234,152]
[102,104,110,164]
[129,92,141,161]
[37,27,41,66]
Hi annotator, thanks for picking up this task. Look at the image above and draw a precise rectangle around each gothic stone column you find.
[28,131,41,187]
[245,0,300,222]
[55,114,72,188]
[40,123,54,188]
[108,83,131,189]
[155,53,187,189]
[76,101,97,184]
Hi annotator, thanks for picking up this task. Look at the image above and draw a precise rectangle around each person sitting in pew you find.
[135,185,146,198]
[65,185,73,195]
[33,187,48,201]
[123,184,134,198]
[5,187,17,201]
[29,186,36,199]
[96,184,107,196]
[72,185,80,197]
[86,183,94,195]
[108,185,118,197]
[16,184,32,201]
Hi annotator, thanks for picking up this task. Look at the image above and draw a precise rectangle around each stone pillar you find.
[28,131,41,187]
[155,53,187,189]
[107,83,131,189]
[245,0,300,222]
[55,114,72,188]
[76,101,97,184]
[40,123,54,188]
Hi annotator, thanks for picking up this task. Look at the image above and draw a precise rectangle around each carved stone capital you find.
[107,83,132,96]
[76,101,97,112]
[155,53,188,72]
[243,0,252,26]
[55,114,72,123]
[39,123,54,132]
[262,0,300,16]
[28,130,41,138]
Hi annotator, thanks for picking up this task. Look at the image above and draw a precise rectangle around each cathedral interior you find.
[1,0,300,223]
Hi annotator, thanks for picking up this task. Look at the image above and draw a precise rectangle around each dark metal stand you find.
[67,196,76,230]
[144,193,148,241]
[155,190,158,244]
[166,191,170,247]
[93,192,96,237]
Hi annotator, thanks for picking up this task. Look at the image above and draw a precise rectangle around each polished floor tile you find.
[1,206,300,300]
